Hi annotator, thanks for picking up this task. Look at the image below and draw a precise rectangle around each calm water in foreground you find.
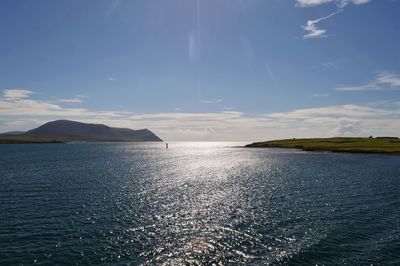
[1,142,399,265]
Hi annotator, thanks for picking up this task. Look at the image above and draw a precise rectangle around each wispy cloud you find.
[335,84,379,91]
[297,0,333,7]
[297,0,371,39]
[321,62,339,69]
[338,0,370,8]
[107,77,116,81]
[3,89,33,99]
[3,89,400,141]
[303,10,341,39]
[265,104,400,137]
[268,104,393,119]
[297,0,370,7]
[202,99,222,104]
[376,72,400,87]
[58,98,83,104]
[335,72,400,91]
[0,90,124,117]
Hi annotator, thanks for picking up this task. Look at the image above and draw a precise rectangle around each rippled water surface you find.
[1,142,400,265]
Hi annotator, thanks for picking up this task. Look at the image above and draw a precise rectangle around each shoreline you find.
[245,137,400,155]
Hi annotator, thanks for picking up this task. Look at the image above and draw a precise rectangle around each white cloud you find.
[376,72,400,87]
[0,90,125,117]
[332,119,363,136]
[335,72,400,91]
[296,0,370,7]
[297,0,334,7]
[338,0,370,8]
[267,105,393,119]
[264,104,400,137]
[58,98,83,104]
[3,89,33,99]
[303,10,341,39]
[335,84,379,91]
[2,89,400,141]
[298,0,370,39]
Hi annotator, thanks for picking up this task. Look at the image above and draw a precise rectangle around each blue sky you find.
[1,0,400,141]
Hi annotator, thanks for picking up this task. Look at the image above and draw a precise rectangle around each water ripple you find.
[0,142,399,265]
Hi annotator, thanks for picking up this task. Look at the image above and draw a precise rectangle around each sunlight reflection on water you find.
[1,142,400,265]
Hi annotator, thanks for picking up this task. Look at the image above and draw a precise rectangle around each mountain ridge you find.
[0,120,162,143]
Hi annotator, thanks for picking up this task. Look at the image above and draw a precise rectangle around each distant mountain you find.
[0,131,24,136]
[0,120,162,143]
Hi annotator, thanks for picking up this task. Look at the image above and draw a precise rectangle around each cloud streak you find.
[303,10,341,39]
[298,0,371,39]
[58,98,83,104]
[202,99,222,104]
[335,72,400,91]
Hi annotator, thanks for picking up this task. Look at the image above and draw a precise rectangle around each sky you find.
[1,0,400,141]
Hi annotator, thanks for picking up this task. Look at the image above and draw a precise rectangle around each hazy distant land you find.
[246,137,400,155]
[0,136,64,144]
[0,120,162,144]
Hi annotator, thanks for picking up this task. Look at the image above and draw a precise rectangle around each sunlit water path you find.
[1,142,399,265]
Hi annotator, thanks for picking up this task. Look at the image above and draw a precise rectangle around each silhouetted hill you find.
[0,120,162,143]
[0,131,24,136]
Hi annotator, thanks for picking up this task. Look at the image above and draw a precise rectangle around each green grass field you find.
[245,137,400,154]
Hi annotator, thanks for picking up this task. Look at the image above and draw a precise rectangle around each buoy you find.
[166,143,168,149]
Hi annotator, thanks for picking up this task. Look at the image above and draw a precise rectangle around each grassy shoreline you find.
[245,137,400,155]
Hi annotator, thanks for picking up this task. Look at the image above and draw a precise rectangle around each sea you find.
[1,142,399,265]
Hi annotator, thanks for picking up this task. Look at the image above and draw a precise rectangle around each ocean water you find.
[1,142,399,265]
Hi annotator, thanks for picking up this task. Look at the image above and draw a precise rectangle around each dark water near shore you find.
[1,142,400,265]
